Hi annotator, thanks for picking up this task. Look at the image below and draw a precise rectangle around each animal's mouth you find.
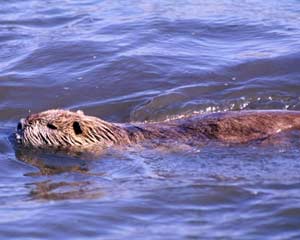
[15,118,26,144]
[15,132,22,144]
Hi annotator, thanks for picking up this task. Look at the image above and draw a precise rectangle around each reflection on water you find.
[14,145,91,176]
[28,180,103,201]
[1,0,300,239]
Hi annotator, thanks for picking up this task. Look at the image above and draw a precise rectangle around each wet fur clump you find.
[16,109,300,152]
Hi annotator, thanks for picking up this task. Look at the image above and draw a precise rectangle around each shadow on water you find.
[9,134,108,201]
[15,148,91,176]
[10,133,92,175]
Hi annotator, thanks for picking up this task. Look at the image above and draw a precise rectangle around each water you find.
[1,0,300,239]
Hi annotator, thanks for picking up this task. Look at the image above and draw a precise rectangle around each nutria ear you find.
[73,121,83,135]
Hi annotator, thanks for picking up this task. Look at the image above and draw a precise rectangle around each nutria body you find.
[16,109,300,151]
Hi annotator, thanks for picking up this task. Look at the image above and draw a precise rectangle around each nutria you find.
[16,109,300,152]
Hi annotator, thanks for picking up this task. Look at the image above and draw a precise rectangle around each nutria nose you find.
[17,118,25,131]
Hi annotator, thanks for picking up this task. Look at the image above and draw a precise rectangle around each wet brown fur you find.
[16,109,300,151]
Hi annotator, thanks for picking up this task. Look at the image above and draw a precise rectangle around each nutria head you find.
[16,109,128,150]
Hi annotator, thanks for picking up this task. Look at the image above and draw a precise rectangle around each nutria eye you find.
[73,121,82,135]
[47,123,57,130]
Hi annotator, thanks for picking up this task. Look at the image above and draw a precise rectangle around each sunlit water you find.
[1,0,300,239]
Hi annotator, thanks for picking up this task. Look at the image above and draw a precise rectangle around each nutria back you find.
[16,109,300,152]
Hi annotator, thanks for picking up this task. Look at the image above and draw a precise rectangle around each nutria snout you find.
[16,109,300,152]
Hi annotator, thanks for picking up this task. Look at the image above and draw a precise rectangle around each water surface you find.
[1,0,300,239]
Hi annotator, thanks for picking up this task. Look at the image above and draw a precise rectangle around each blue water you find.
[0,0,300,239]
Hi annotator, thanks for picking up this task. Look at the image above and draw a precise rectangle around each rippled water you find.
[1,0,300,239]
